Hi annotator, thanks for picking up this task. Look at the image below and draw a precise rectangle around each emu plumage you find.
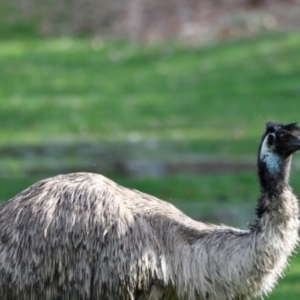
[0,122,299,300]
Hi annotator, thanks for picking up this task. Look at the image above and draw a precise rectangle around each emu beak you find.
[285,136,300,152]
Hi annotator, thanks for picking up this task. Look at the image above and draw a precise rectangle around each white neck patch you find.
[260,133,281,175]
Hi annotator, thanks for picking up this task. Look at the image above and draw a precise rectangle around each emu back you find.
[0,173,183,300]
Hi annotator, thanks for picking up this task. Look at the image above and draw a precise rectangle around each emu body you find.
[0,122,299,300]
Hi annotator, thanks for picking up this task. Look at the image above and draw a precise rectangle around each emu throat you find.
[260,136,282,176]
[258,134,291,195]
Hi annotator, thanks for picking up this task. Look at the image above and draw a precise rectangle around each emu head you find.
[261,122,300,156]
[258,122,300,186]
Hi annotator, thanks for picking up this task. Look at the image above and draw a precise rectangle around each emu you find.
[0,122,299,300]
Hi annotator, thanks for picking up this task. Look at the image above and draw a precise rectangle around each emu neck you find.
[258,148,292,197]
[256,140,294,219]
[258,156,291,197]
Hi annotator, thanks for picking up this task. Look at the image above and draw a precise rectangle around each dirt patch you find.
[124,159,255,178]
[0,144,256,177]
[7,0,300,42]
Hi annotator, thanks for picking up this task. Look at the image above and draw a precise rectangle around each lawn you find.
[1,33,300,151]
[1,32,300,299]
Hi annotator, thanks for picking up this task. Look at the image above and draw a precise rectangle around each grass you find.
[1,32,300,299]
[2,32,300,178]
[1,33,300,154]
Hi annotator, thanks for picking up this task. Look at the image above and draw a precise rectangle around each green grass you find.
[1,32,300,299]
[1,33,300,155]
[2,32,300,178]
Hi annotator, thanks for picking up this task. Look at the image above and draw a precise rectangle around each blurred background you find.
[1,0,300,298]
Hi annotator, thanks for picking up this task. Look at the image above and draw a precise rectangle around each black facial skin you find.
[266,122,300,156]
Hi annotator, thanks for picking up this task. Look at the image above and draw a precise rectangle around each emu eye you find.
[279,134,287,142]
